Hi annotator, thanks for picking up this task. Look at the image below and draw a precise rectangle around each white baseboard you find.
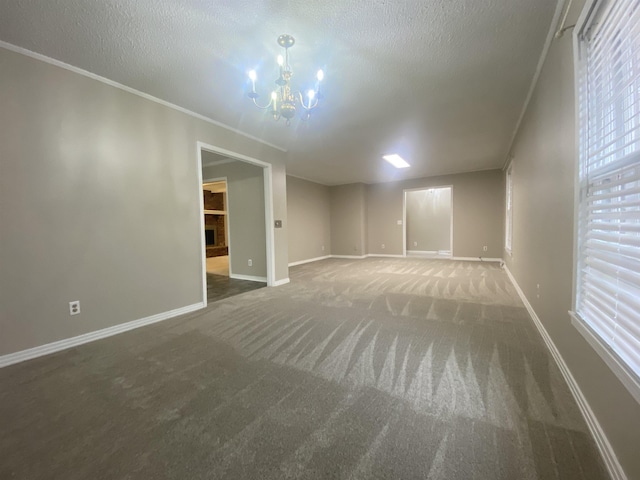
[229,274,268,282]
[407,251,452,259]
[0,302,205,369]
[288,255,331,267]
[272,277,290,287]
[451,256,502,262]
[504,266,627,480]
[323,255,502,262]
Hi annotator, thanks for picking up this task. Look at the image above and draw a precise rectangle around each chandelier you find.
[247,34,324,125]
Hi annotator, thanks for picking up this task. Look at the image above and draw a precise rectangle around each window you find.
[505,165,513,254]
[572,0,640,402]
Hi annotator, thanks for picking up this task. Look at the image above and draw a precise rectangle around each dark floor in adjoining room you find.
[0,258,609,480]
[206,272,265,304]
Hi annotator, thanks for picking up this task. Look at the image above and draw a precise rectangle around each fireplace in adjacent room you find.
[205,226,217,246]
[203,188,229,258]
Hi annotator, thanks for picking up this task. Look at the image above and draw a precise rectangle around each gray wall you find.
[272,162,289,278]
[203,159,266,279]
[330,183,367,256]
[367,170,504,258]
[0,47,289,356]
[504,0,640,477]
[286,176,331,264]
[406,187,452,252]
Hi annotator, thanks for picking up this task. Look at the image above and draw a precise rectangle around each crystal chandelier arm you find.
[247,69,274,109]
[250,96,274,110]
[297,91,319,111]
[297,69,324,112]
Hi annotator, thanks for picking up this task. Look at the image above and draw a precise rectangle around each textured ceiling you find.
[0,0,558,185]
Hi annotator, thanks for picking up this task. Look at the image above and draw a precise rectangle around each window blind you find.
[575,0,640,384]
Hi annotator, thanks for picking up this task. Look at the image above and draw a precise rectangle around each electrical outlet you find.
[69,301,80,316]
[483,246,488,252]
[397,220,402,225]
[321,245,325,251]
[413,241,417,247]
[248,259,252,267]
[381,244,385,249]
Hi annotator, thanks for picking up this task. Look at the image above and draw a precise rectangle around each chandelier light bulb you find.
[317,69,324,82]
[277,55,284,66]
[248,70,257,81]
[307,90,315,100]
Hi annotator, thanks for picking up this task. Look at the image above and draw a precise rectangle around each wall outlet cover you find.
[69,301,80,315]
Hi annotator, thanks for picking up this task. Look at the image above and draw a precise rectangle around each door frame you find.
[196,141,275,306]
[402,185,454,258]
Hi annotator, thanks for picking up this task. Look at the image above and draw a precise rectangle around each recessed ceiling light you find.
[383,154,410,169]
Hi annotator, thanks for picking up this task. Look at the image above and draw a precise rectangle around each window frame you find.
[505,164,513,255]
[571,0,640,404]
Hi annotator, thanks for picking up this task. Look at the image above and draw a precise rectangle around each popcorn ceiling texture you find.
[0,0,557,184]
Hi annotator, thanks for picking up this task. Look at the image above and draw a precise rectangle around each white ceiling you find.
[0,0,558,185]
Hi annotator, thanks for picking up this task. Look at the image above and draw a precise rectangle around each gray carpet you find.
[0,258,609,479]
[206,273,266,304]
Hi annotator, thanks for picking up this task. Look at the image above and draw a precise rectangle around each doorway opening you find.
[203,179,229,277]
[196,142,275,307]
[403,186,453,258]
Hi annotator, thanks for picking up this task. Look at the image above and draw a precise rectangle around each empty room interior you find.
[1,0,639,479]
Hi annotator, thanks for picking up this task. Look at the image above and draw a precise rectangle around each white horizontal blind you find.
[576,0,640,383]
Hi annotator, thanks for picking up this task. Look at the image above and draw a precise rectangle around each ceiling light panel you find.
[383,154,410,168]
